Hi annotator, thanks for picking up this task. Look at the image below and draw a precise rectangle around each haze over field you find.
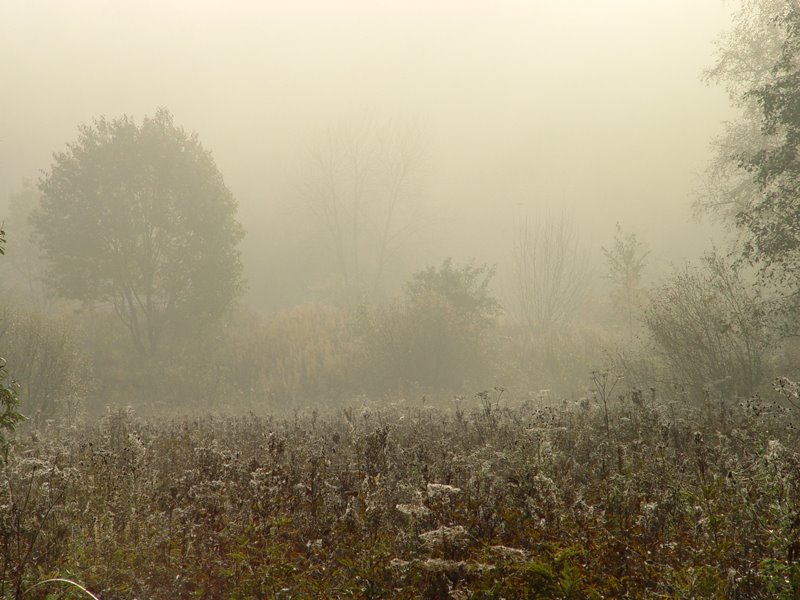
[9,4,800,595]
[2,0,734,309]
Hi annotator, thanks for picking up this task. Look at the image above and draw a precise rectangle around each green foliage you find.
[406,258,500,323]
[35,108,244,356]
[757,558,800,598]
[740,5,800,284]
[0,228,24,453]
[697,0,788,225]
[710,3,800,331]
[0,359,22,453]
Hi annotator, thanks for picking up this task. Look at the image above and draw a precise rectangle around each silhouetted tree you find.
[510,212,589,332]
[35,108,244,355]
[603,223,649,336]
[299,121,426,300]
[361,259,499,392]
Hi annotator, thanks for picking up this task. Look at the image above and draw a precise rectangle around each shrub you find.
[0,305,90,419]
[643,253,768,399]
[0,359,22,453]
[357,259,500,394]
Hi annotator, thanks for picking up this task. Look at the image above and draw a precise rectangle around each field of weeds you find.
[2,389,800,599]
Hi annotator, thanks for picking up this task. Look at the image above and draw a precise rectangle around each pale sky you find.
[1,0,736,306]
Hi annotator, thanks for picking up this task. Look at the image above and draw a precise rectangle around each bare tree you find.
[510,211,590,332]
[299,121,425,300]
[603,223,649,337]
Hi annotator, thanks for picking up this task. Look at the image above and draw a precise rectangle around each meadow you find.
[2,385,799,599]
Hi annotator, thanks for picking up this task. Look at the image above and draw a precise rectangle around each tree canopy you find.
[738,5,800,285]
[703,1,800,332]
[35,108,244,355]
[357,259,500,393]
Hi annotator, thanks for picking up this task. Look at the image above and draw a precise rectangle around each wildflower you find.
[389,558,411,571]
[426,483,461,499]
[765,439,784,462]
[396,503,431,518]
[419,558,494,574]
[489,545,527,560]
[419,525,470,550]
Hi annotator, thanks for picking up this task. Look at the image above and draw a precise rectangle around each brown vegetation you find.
[2,387,799,598]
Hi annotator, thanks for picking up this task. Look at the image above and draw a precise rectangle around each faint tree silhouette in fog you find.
[360,259,500,392]
[510,212,589,332]
[298,121,426,300]
[34,108,244,356]
[603,223,649,337]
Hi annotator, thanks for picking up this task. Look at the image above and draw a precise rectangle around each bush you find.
[0,359,22,453]
[643,253,768,399]
[0,305,90,419]
[357,259,500,394]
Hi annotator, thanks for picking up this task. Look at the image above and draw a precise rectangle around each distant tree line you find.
[5,0,800,417]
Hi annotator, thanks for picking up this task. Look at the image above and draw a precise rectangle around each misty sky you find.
[2,0,735,306]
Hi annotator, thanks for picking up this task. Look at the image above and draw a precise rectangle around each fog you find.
[8,4,800,592]
[2,0,734,310]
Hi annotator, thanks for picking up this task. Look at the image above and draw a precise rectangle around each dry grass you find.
[2,389,799,598]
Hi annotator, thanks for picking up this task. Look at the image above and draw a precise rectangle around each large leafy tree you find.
[703,1,800,332]
[35,108,244,355]
[738,5,800,285]
[697,0,788,226]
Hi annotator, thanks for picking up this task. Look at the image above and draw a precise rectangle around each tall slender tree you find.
[602,223,649,337]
